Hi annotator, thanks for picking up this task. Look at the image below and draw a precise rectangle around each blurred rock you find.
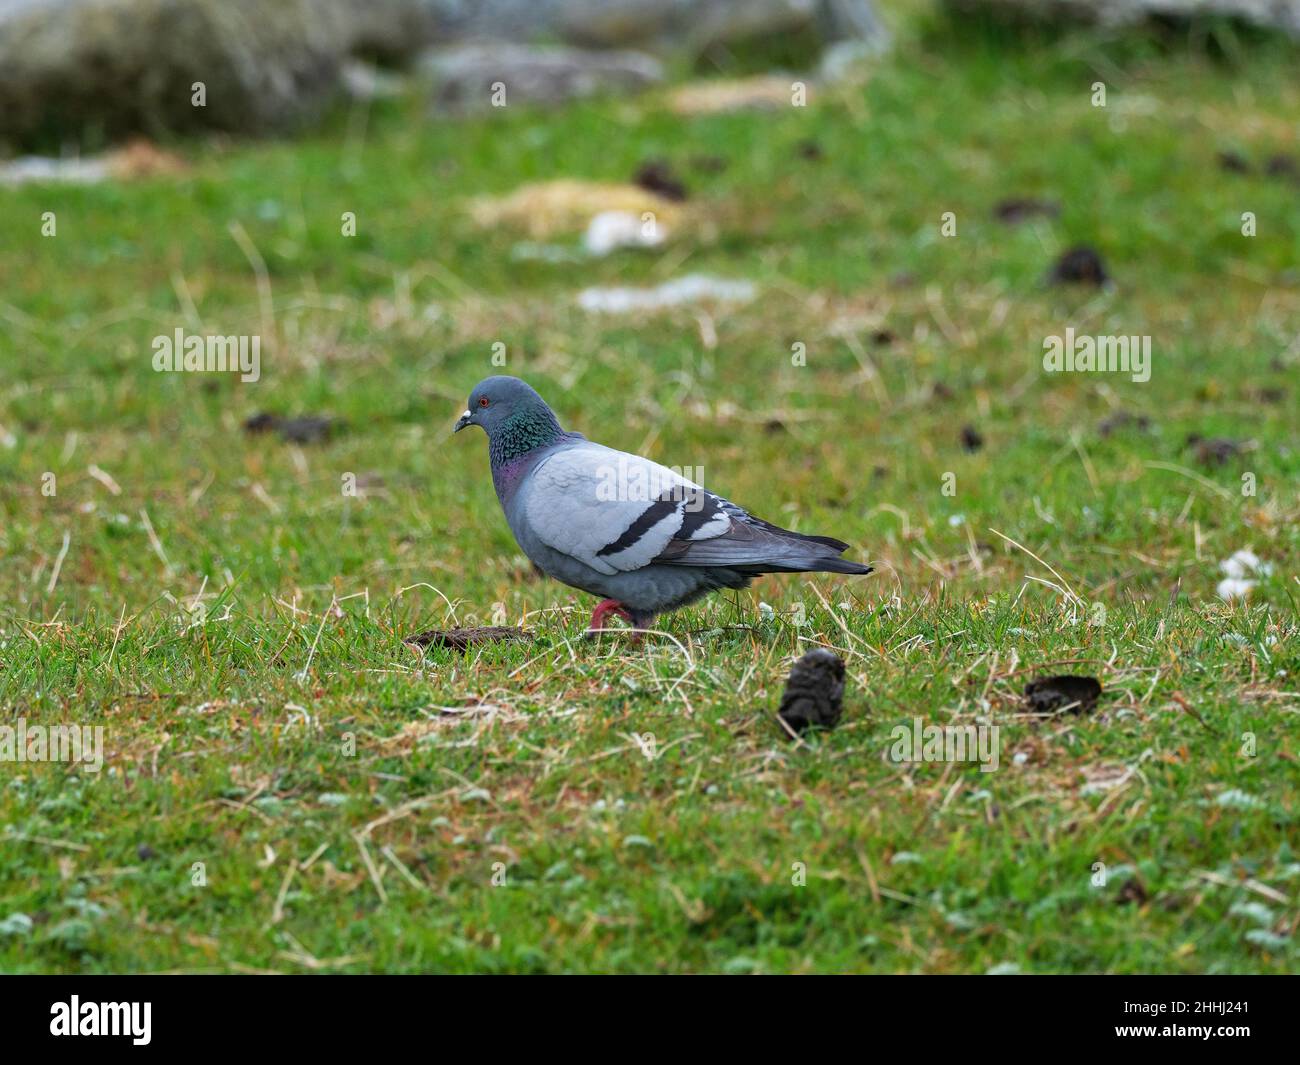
[943,0,1300,38]
[0,0,890,146]
[454,0,889,56]
[340,59,409,101]
[817,36,891,82]
[421,42,663,111]
[357,0,892,57]
[340,0,443,62]
[0,0,350,145]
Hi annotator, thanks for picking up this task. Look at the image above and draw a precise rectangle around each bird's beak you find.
[453,410,473,433]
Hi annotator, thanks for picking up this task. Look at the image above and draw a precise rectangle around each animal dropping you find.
[777,648,847,735]
[1024,675,1102,715]
[406,626,532,652]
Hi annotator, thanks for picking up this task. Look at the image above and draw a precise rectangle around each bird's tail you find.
[730,525,873,577]
[805,555,873,575]
[734,555,873,577]
[656,514,873,576]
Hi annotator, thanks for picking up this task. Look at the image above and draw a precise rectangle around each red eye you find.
[478,397,490,408]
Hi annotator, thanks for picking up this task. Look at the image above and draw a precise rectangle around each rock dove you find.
[454,376,872,633]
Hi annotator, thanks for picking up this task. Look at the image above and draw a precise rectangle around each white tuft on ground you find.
[576,274,755,313]
[0,140,187,186]
[0,155,111,186]
[509,242,586,263]
[1216,549,1274,600]
[582,210,667,256]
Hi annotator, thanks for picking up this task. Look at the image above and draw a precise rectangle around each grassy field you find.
[0,7,1297,973]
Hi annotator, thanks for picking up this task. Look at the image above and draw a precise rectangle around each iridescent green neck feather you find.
[488,404,564,468]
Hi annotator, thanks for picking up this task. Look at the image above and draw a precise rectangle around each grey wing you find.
[653,494,860,572]
[523,445,731,576]
[523,443,867,577]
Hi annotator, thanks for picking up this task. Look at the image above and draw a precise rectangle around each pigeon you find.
[453,376,872,633]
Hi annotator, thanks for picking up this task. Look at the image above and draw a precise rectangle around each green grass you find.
[0,10,1297,973]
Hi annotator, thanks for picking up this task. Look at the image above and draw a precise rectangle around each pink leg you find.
[588,598,633,633]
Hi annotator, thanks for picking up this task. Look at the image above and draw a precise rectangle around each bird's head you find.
[454,375,555,439]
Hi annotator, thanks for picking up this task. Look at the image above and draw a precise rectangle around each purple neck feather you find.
[492,453,534,502]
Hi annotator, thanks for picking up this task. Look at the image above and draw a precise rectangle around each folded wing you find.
[523,444,730,575]
[524,443,870,577]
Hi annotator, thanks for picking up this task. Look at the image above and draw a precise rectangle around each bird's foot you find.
[586,599,634,639]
